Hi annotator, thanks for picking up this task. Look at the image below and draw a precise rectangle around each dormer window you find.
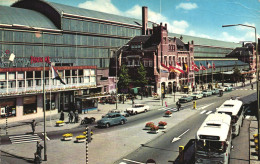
[131,44,142,49]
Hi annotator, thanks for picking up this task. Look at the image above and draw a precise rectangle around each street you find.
[0,83,256,164]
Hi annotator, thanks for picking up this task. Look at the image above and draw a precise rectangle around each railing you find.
[0,83,96,97]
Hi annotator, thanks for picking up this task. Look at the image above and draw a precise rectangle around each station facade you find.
[0,0,253,122]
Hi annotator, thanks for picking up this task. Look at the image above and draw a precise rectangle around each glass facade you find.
[0,16,140,69]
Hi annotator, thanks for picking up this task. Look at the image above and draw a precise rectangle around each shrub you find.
[158,121,167,126]
[145,122,154,127]
[150,124,159,131]
[165,110,172,115]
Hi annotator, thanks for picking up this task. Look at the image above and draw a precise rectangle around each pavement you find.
[0,79,259,164]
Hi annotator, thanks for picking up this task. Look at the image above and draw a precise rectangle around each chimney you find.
[142,6,148,35]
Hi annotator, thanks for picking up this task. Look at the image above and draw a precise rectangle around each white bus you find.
[195,113,232,164]
[216,98,244,137]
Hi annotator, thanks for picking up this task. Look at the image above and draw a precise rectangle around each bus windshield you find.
[196,140,226,153]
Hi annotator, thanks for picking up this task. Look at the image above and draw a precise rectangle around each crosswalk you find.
[158,107,214,116]
[9,134,42,144]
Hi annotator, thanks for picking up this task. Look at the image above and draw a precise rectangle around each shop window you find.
[23,96,37,115]
[144,60,148,67]
[0,99,16,118]
[46,94,55,111]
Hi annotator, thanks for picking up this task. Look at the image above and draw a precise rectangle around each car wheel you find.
[106,123,110,128]
[135,111,138,115]
[144,109,148,113]
[120,120,125,125]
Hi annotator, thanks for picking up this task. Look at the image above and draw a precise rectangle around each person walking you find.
[60,110,64,121]
[176,101,181,111]
[68,111,74,123]
[36,141,43,161]
[31,119,37,134]
[74,110,79,123]
[251,83,254,90]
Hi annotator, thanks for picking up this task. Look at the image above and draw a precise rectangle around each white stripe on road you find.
[42,133,50,140]
[12,139,42,144]
[206,111,212,115]
[9,134,38,138]
[200,110,206,114]
[123,158,145,164]
[178,129,190,138]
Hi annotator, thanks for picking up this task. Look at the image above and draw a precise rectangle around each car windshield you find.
[193,93,198,95]
[103,114,113,118]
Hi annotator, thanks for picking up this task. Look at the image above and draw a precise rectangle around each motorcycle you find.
[81,117,96,125]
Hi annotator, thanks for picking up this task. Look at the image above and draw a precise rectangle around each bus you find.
[195,113,232,164]
[216,98,244,137]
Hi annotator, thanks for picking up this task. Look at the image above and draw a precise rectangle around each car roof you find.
[107,112,120,116]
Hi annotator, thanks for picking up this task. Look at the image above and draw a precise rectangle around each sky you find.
[1,0,260,43]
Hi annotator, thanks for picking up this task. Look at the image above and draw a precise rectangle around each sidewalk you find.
[0,92,184,136]
[250,116,260,164]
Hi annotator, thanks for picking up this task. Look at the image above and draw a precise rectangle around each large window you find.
[23,96,37,115]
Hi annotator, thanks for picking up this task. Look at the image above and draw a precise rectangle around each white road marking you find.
[42,133,50,140]
[200,103,214,110]
[172,129,190,143]
[200,110,206,114]
[9,134,42,144]
[245,116,251,119]
[206,111,212,115]
[123,158,145,164]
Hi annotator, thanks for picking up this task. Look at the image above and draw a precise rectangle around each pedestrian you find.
[60,110,64,121]
[31,119,37,134]
[176,101,181,111]
[74,110,79,123]
[36,141,43,161]
[251,83,254,90]
[68,111,74,123]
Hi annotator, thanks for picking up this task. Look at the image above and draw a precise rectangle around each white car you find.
[191,92,203,100]
[109,109,130,117]
[126,104,150,115]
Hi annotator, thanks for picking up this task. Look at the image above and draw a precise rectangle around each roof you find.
[0,5,57,29]
[217,99,243,116]
[227,47,251,57]
[196,113,231,141]
[49,2,152,28]
[169,33,241,49]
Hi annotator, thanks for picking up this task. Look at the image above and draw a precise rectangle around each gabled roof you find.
[126,35,160,51]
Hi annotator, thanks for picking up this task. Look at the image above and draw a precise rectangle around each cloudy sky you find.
[1,0,260,43]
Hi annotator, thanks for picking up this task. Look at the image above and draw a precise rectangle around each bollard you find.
[179,146,184,163]
[86,126,89,164]
[193,101,196,109]
[6,115,8,135]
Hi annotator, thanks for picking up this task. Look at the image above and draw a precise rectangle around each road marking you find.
[200,110,206,114]
[206,111,212,115]
[123,158,145,164]
[200,103,214,110]
[42,133,50,140]
[9,134,42,144]
[172,129,190,143]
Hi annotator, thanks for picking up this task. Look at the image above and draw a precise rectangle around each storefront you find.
[0,98,16,118]
[23,96,37,115]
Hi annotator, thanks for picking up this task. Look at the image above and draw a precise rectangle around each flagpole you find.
[42,31,47,161]
[212,61,213,84]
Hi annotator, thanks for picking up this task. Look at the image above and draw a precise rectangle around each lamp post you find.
[222,24,259,158]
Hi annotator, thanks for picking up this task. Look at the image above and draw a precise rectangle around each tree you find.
[117,65,131,93]
[232,65,241,84]
[135,63,148,98]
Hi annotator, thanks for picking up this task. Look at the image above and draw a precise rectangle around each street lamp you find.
[222,24,259,158]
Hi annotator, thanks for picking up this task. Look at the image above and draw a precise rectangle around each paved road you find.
[0,83,256,164]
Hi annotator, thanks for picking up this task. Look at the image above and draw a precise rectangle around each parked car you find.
[202,90,213,97]
[179,95,193,103]
[224,85,233,91]
[109,109,130,117]
[191,92,203,100]
[126,104,150,115]
[211,88,219,95]
[97,113,127,128]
